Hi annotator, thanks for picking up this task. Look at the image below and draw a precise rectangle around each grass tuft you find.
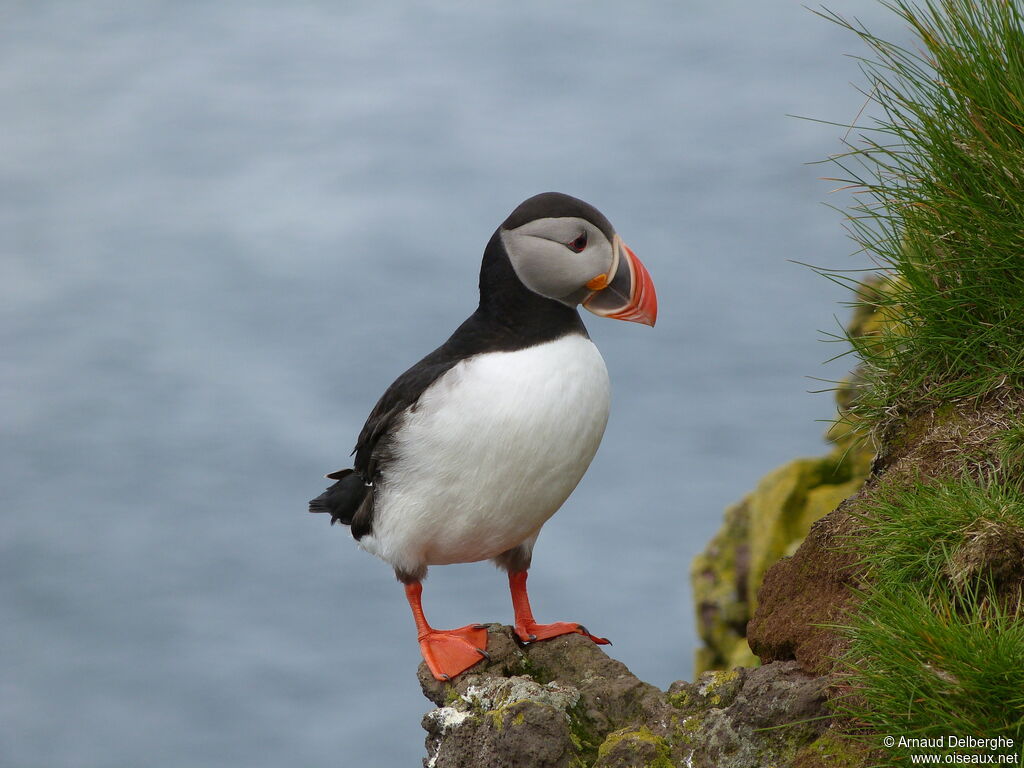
[852,474,1024,605]
[837,476,1024,761]
[838,581,1024,755]
[815,0,1024,438]
[996,421,1024,474]
[807,2,1024,760]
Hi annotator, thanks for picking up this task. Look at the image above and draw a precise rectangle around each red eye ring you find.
[567,232,587,253]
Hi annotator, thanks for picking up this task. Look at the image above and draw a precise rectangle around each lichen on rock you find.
[418,625,832,767]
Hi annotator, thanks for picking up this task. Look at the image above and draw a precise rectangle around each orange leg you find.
[405,581,489,681]
[508,570,610,645]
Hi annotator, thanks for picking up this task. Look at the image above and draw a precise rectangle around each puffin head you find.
[497,192,657,326]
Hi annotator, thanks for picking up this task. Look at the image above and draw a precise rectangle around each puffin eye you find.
[567,232,588,253]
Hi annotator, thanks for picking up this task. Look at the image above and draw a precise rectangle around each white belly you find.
[360,334,610,575]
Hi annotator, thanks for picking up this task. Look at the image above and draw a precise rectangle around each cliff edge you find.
[417,625,852,768]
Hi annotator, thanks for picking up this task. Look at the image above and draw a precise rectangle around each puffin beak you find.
[582,235,658,327]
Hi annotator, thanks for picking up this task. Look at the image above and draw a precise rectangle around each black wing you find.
[352,351,462,478]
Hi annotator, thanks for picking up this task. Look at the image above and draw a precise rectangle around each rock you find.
[419,625,672,767]
[418,625,832,767]
[593,727,674,768]
[420,676,581,768]
[746,500,865,676]
[792,731,879,768]
[669,663,830,768]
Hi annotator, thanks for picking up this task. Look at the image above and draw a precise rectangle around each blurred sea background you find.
[3,1,909,765]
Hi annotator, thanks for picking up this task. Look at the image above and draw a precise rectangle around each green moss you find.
[515,653,552,685]
[726,644,759,670]
[669,669,741,713]
[793,732,873,768]
[666,691,690,711]
[566,700,601,767]
[442,685,461,706]
[704,668,739,689]
[488,708,504,731]
[690,497,752,675]
[482,699,533,733]
[699,668,740,709]
[672,712,705,748]
[596,726,673,768]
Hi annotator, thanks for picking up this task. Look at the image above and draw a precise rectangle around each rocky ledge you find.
[417,625,852,768]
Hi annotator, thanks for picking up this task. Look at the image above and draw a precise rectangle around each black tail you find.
[308,469,370,527]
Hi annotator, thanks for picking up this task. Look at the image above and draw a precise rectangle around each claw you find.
[476,648,491,660]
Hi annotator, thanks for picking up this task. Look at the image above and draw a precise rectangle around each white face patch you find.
[499,216,615,304]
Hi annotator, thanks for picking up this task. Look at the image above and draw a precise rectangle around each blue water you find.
[3,2,908,765]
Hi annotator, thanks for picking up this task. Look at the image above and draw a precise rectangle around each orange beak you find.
[581,236,657,327]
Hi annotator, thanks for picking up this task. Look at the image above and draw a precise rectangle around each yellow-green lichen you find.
[442,685,461,706]
[700,667,739,693]
[488,708,504,731]
[669,668,742,713]
[699,667,741,707]
[673,713,705,747]
[566,700,601,767]
[792,731,874,768]
[596,726,673,768]
[666,690,691,711]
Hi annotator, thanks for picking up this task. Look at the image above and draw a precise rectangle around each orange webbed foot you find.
[405,581,490,681]
[507,571,610,646]
[514,619,610,645]
[418,624,490,681]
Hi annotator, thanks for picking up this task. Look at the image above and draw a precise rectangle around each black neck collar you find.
[474,229,587,346]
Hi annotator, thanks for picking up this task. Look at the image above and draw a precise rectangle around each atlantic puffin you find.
[310,192,657,681]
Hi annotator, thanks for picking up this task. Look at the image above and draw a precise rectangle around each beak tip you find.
[637,307,657,328]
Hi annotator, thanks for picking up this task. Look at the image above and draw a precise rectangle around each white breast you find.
[359,334,610,575]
